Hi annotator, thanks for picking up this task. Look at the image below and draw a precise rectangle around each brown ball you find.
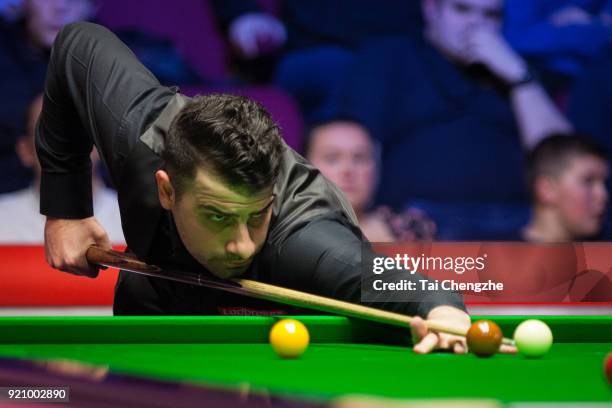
[466,320,503,357]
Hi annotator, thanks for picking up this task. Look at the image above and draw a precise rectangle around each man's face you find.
[25,0,93,49]
[552,155,609,238]
[307,122,377,213]
[161,167,275,279]
[424,0,503,60]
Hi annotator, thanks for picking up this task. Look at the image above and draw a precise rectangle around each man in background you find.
[0,0,94,193]
[0,95,124,244]
[335,0,572,239]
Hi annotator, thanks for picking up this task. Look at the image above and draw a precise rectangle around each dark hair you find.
[163,94,284,197]
[527,133,608,197]
[302,116,372,156]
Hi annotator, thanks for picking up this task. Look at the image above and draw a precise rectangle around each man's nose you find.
[340,165,354,179]
[225,223,256,260]
[465,10,490,28]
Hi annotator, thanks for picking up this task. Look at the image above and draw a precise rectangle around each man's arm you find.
[509,81,574,149]
[464,27,573,149]
[36,22,166,276]
[271,217,470,353]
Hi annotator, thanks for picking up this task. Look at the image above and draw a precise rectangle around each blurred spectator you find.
[211,0,423,123]
[335,0,572,240]
[0,0,94,193]
[1,0,206,194]
[565,40,612,241]
[481,134,610,302]
[504,0,612,93]
[305,120,436,242]
[522,134,609,242]
[0,95,124,244]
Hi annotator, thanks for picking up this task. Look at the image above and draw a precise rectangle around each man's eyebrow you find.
[197,197,275,216]
[197,204,236,217]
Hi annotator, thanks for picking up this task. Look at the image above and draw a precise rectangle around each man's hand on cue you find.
[410,306,471,354]
[411,306,518,354]
[44,217,111,278]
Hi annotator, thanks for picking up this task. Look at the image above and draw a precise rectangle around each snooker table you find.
[0,315,610,406]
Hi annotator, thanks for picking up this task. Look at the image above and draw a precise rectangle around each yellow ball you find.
[269,319,310,358]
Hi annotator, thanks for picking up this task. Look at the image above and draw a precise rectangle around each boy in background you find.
[523,134,609,242]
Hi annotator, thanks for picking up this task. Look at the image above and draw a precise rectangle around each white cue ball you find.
[513,319,553,358]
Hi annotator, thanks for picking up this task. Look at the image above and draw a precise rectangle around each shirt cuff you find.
[416,289,467,318]
[39,171,93,219]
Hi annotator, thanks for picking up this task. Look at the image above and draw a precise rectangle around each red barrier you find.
[0,246,123,306]
[2,243,610,308]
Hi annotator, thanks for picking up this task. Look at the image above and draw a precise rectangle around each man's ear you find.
[155,170,176,210]
[534,175,558,206]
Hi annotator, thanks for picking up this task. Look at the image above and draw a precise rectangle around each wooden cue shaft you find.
[86,246,513,345]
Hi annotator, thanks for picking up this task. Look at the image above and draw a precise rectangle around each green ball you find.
[513,319,553,358]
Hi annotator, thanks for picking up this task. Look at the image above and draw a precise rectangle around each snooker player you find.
[37,22,471,354]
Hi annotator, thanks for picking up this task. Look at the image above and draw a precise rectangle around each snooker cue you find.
[86,246,514,345]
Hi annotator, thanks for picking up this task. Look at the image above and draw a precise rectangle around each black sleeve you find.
[36,22,163,219]
[272,217,466,318]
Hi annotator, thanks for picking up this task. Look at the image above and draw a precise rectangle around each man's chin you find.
[209,265,248,280]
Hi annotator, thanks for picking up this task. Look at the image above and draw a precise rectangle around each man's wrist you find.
[426,305,470,320]
[507,67,537,89]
